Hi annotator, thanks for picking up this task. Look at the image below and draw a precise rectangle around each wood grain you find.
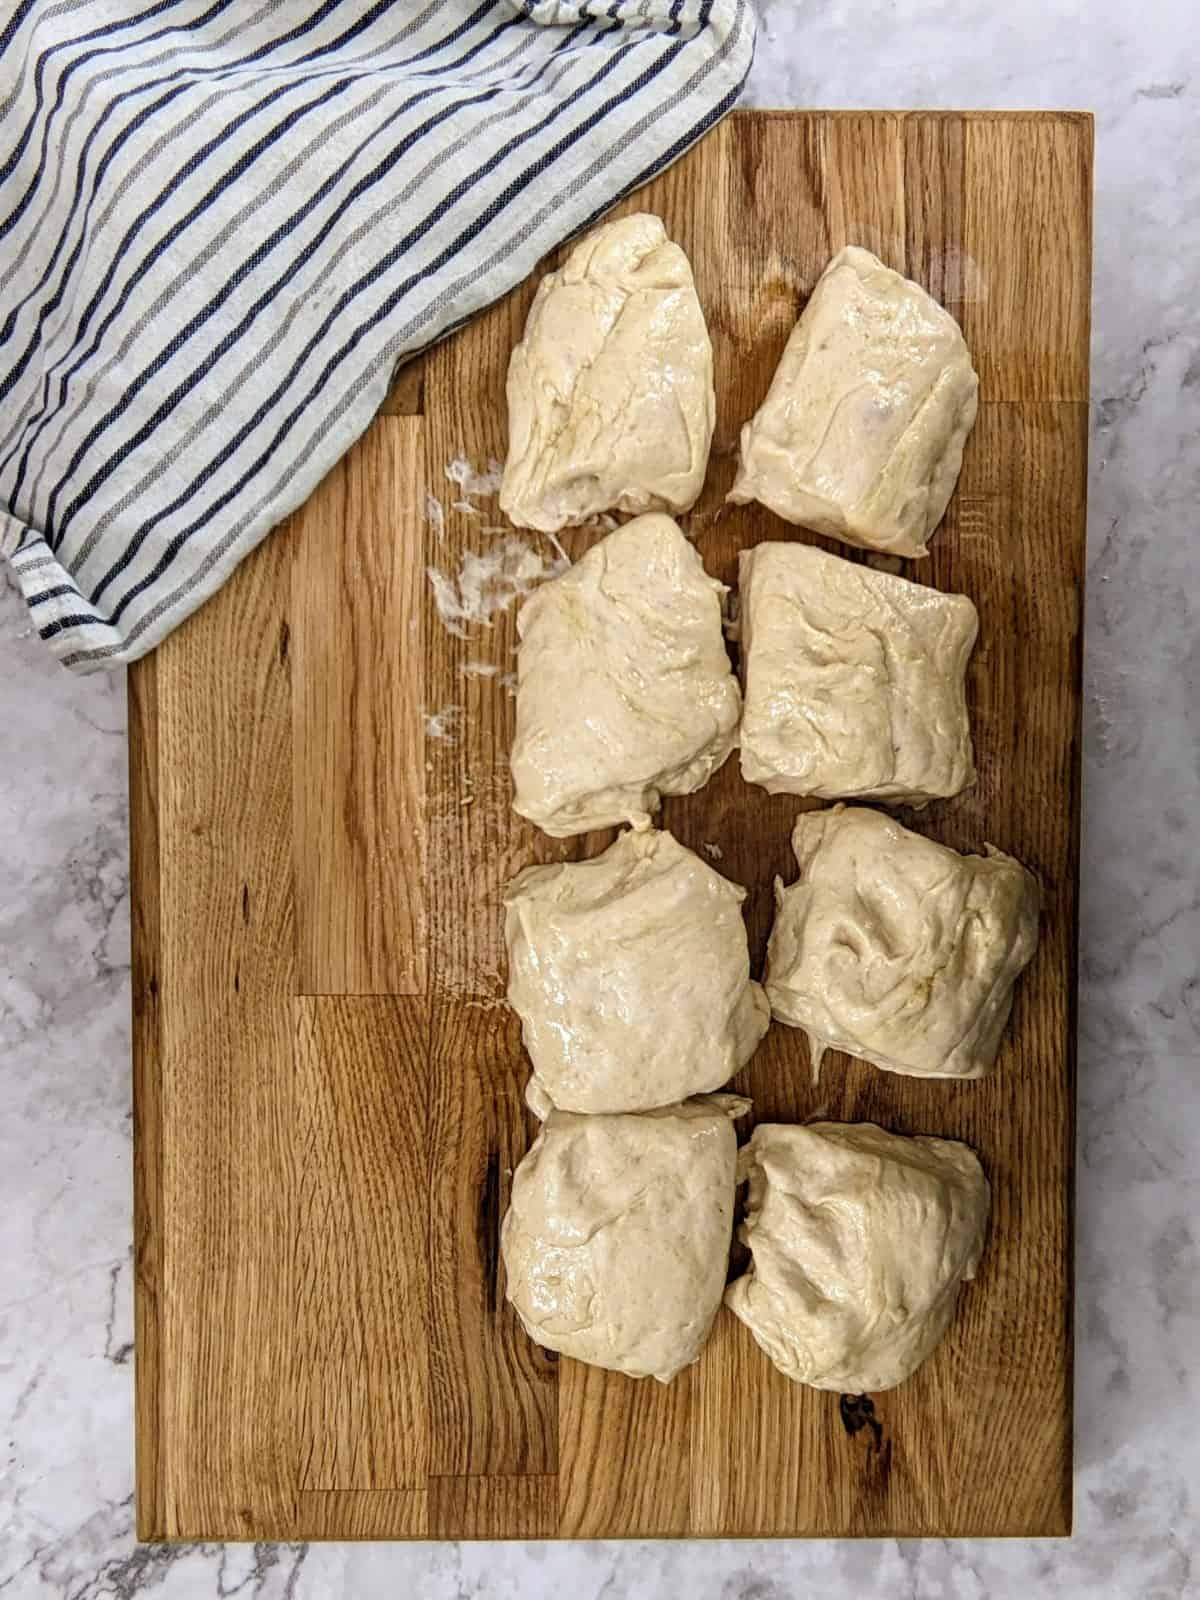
[381,355,425,417]
[963,116,1092,402]
[295,1490,428,1539]
[130,110,1091,1540]
[151,527,298,1539]
[129,649,164,1539]
[426,1004,558,1477]
[428,1474,558,1540]
[559,1365,692,1537]
[291,416,425,996]
[295,997,429,1491]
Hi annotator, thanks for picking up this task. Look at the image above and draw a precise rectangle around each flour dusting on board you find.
[424,456,504,544]
[426,454,569,639]
[541,528,571,566]
[428,537,568,639]
[445,456,504,497]
[424,704,463,742]
[424,492,445,543]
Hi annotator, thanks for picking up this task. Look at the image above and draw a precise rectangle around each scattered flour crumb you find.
[485,521,569,565]
[702,842,724,861]
[460,660,500,679]
[424,704,463,742]
[499,671,518,696]
[445,456,504,497]
[427,537,568,638]
[681,506,724,540]
[451,499,479,516]
[424,492,445,543]
[543,528,570,565]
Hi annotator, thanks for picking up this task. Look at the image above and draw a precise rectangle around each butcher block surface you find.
[130,110,1092,1541]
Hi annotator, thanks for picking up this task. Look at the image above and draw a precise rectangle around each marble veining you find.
[2,2,1198,1594]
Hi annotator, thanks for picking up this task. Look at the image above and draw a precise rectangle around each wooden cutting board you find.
[130,110,1091,1541]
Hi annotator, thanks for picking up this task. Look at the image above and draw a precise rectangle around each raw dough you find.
[500,213,714,532]
[502,1095,748,1382]
[725,1121,990,1392]
[728,246,979,558]
[510,515,740,836]
[738,541,978,803]
[765,806,1040,1080]
[505,826,769,1114]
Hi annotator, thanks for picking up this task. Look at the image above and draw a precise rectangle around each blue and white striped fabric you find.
[0,0,754,672]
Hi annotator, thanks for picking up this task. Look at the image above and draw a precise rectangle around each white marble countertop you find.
[2,2,1198,1595]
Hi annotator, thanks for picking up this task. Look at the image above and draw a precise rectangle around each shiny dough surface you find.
[505,826,768,1115]
[500,213,714,533]
[502,1096,746,1383]
[729,245,978,558]
[738,540,978,803]
[765,806,1041,1080]
[725,1120,990,1392]
[510,515,740,837]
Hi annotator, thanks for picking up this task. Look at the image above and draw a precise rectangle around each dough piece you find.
[765,806,1040,1079]
[502,1095,748,1382]
[500,213,714,532]
[725,1121,990,1392]
[511,515,740,836]
[729,246,979,558]
[738,541,978,803]
[505,826,769,1114]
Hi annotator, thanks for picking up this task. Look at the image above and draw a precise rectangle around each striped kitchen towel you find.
[0,0,754,673]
